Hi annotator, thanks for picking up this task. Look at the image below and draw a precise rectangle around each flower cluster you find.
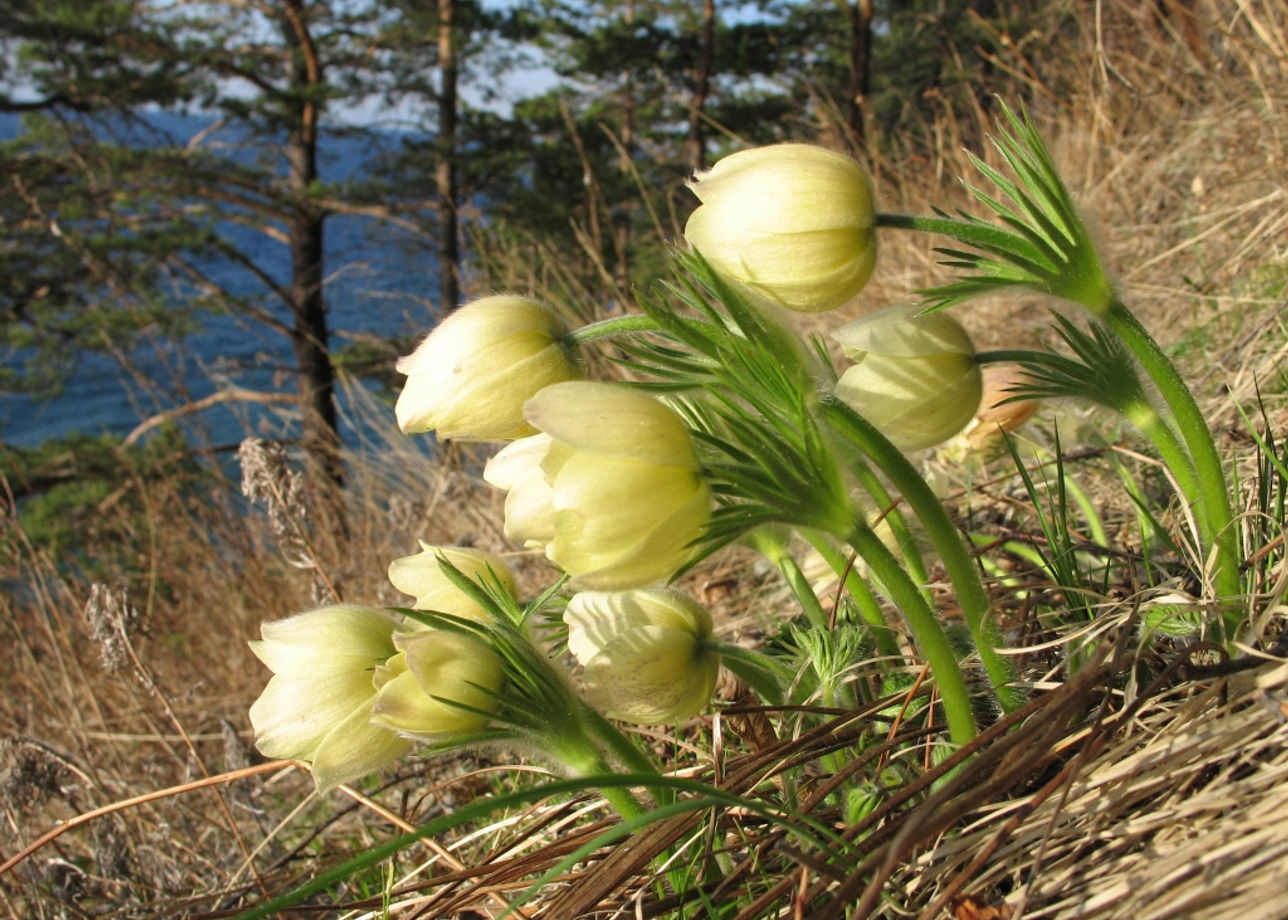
[246,141,1006,794]
[248,600,502,792]
[221,96,1259,920]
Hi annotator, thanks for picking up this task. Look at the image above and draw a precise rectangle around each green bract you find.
[684,144,877,313]
[395,295,581,440]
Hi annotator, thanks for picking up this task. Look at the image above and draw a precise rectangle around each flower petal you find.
[832,304,974,359]
[564,589,712,664]
[250,605,400,673]
[525,383,700,469]
[371,631,504,736]
[582,626,719,724]
[249,665,380,762]
[387,545,516,620]
[308,699,412,793]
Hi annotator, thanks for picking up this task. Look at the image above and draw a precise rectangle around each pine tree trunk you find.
[281,0,346,540]
[687,0,716,173]
[846,0,873,145]
[436,0,461,315]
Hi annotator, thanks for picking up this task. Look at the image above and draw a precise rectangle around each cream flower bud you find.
[248,605,412,792]
[370,630,504,737]
[832,304,983,451]
[684,143,877,313]
[519,381,711,589]
[482,434,557,547]
[962,366,1041,455]
[387,543,517,622]
[395,295,581,440]
[564,589,720,725]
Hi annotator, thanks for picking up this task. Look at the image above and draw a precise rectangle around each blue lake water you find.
[1,113,441,452]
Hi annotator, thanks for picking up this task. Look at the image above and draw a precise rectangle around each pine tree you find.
[1,0,453,536]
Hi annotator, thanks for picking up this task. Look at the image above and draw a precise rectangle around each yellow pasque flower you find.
[370,630,504,736]
[395,295,580,440]
[564,589,720,724]
[387,543,517,622]
[684,143,877,313]
[248,605,411,792]
[492,381,710,589]
[832,304,983,451]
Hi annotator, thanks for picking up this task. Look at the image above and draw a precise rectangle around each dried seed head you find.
[91,814,131,880]
[239,437,322,573]
[0,739,67,813]
[238,437,309,538]
[83,582,143,673]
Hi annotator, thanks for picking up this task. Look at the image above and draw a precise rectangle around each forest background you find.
[2,0,1288,917]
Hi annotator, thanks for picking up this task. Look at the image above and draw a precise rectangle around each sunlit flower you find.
[564,589,720,724]
[395,295,581,440]
[248,605,411,792]
[684,143,877,313]
[387,543,517,622]
[832,304,982,451]
[496,381,711,589]
[370,630,505,736]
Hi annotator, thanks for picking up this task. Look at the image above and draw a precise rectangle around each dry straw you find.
[895,653,1288,920]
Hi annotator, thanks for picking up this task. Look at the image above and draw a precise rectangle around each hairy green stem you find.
[1103,299,1242,619]
[563,313,658,346]
[844,519,978,747]
[847,458,933,603]
[799,530,903,659]
[744,528,832,632]
[587,707,664,775]
[746,528,904,659]
[974,347,1204,508]
[820,398,1023,713]
[556,745,648,821]
[1124,402,1203,511]
[554,705,666,818]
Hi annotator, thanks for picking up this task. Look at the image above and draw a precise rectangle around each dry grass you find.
[3,0,1288,917]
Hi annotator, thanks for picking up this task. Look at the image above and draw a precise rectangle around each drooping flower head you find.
[395,295,581,440]
[832,304,983,451]
[387,543,518,622]
[483,382,711,589]
[564,589,720,725]
[684,143,877,313]
[248,605,411,792]
[371,630,505,737]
